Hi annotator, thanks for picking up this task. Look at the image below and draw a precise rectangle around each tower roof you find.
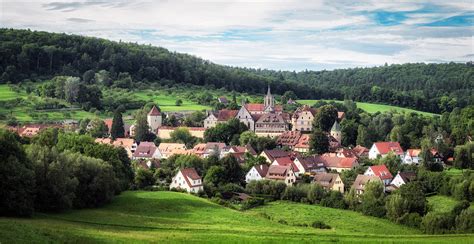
[148,105,161,116]
[331,120,341,132]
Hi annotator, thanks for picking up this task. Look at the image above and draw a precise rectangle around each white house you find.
[170,168,203,193]
[404,149,422,165]
[390,171,416,188]
[235,104,256,131]
[204,112,218,129]
[368,142,404,159]
[132,142,161,160]
[245,164,269,183]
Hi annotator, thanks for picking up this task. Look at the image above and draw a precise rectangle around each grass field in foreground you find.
[297,99,438,116]
[0,191,473,243]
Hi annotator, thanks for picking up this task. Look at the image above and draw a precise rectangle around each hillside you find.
[1,191,473,243]
[1,28,472,114]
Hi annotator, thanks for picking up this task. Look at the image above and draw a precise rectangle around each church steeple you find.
[264,85,275,110]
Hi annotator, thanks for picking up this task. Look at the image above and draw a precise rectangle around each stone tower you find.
[264,85,275,111]
[147,105,162,133]
[330,120,342,143]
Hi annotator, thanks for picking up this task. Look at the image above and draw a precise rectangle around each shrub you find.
[241,197,265,210]
[455,209,474,233]
[320,191,346,209]
[421,212,454,234]
[311,220,331,229]
[452,200,470,216]
[278,219,288,225]
[307,184,326,204]
[398,212,422,228]
[282,184,310,202]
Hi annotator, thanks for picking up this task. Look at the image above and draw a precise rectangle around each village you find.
[6,86,449,197]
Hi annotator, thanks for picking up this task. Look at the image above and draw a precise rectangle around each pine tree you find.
[111,110,125,140]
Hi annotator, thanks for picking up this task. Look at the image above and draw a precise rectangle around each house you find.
[95,138,137,158]
[314,173,344,193]
[218,96,229,104]
[276,131,302,149]
[170,168,203,193]
[132,142,161,160]
[135,158,160,170]
[316,155,359,172]
[246,164,269,183]
[260,149,297,164]
[291,105,317,132]
[271,156,303,176]
[293,155,327,174]
[353,145,369,158]
[265,165,296,186]
[404,149,422,165]
[368,142,404,159]
[352,175,383,196]
[335,148,358,158]
[147,105,162,134]
[203,109,238,129]
[202,142,227,158]
[294,134,310,152]
[235,103,256,131]
[254,113,288,137]
[364,165,393,186]
[158,143,186,159]
[390,171,416,188]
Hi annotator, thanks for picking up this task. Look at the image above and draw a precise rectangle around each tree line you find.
[1,28,472,114]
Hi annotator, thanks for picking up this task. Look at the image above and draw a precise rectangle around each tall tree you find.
[309,129,329,154]
[313,105,338,132]
[110,110,125,140]
[134,108,150,142]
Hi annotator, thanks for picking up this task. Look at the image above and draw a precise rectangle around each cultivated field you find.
[0,191,472,243]
[297,99,438,116]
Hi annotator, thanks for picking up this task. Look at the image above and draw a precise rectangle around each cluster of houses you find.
[5,88,448,196]
[204,86,345,139]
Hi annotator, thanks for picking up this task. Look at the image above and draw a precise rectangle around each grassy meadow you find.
[0,191,473,243]
[297,99,438,116]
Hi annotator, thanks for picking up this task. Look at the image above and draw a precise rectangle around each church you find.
[204,86,289,137]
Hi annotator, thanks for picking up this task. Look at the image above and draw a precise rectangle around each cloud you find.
[0,0,472,70]
[67,17,94,23]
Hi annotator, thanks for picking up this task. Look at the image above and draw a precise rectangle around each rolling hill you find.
[1,191,472,243]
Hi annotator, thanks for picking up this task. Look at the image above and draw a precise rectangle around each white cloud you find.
[0,0,472,70]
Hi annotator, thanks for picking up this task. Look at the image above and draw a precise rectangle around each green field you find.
[298,99,438,116]
[427,195,474,213]
[0,84,27,100]
[0,191,472,243]
[133,90,211,112]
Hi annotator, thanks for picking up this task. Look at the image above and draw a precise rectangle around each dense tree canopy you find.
[1,28,472,114]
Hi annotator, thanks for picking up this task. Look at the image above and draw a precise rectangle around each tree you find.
[313,105,338,132]
[204,166,226,186]
[134,108,151,142]
[83,70,95,84]
[175,99,183,106]
[204,118,247,145]
[219,154,244,184]
[170,127,195,148]
[360,181,386,217]
[308,184,326,204]
[0,129,35,216]
[341,119,358,147]
[26,145,78,211]
[239,131,258,146]
[110,110,125,140]
[356,125,369,147]
[32,127,59,148]
[87,118,108,138]
[454,142,474,169]
[134,168,155,189]
[309,129,329,154]
[377,152,402,175]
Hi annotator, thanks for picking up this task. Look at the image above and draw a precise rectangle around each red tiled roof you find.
[276,131,302,147]
[148,105,161,116]
[254,164,269,177]
[319,155,358,169]
[263,149,297,162]
[374,142,404,155]
[407,149,422,157]
[180,168,202,188]
[274,156,300,173]
[133,142,157,158]
[266,165,291,179]
[353,145,369,157]
[368,165,393,180]
[294,134,310,149]
[245,103,283,112]
[217,109,238,121]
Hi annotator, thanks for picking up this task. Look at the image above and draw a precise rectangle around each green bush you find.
[241,197,264,210]
[455,209,474,233]
[311,220,331,229]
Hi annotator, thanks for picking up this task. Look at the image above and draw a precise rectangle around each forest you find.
[1,28,472,114]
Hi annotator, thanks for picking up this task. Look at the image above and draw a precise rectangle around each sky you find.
[1,0,473,71]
